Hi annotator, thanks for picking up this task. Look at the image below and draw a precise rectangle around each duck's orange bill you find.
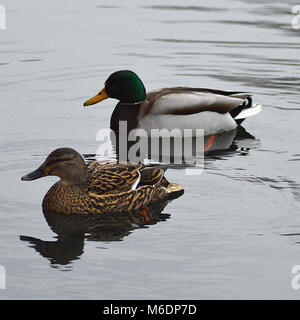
[83,87,108,106]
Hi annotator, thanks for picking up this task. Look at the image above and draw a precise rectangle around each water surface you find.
[1,0,300,299]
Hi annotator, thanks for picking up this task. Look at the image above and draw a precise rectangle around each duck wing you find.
[143,87,251,116]
[83,162,183,213]
[138,167,165,187]
[86,161,143,194]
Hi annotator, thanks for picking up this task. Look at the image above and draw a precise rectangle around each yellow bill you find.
[83,87,108,106]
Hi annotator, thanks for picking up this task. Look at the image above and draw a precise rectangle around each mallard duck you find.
[21,148,184,216]
[83,70,261,136]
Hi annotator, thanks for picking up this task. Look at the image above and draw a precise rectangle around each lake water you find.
[1,0,300,299]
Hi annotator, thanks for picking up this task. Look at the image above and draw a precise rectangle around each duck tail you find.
[230,97,262,124]
[166,182,184,200]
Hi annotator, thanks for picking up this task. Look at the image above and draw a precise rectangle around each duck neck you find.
[57,165,87,186]
[110,102,142,134]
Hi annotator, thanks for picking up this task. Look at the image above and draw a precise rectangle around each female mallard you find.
[21,148,184,216]
[83,70,261,136]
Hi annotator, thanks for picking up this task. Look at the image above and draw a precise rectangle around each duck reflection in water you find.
[90,125,258,170]
[20,200,175,268]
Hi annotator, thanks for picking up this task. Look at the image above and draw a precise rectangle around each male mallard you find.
[21,148,184,216]
[83,70,261,136]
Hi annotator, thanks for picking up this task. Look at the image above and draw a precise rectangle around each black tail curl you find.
[230,97,253,124]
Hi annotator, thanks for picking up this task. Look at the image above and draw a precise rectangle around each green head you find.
[84,70,146,106]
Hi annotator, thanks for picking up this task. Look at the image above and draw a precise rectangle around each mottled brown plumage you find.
[21,148,184,215]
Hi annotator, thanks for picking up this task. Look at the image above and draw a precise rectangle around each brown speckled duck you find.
[21,148,184,216]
